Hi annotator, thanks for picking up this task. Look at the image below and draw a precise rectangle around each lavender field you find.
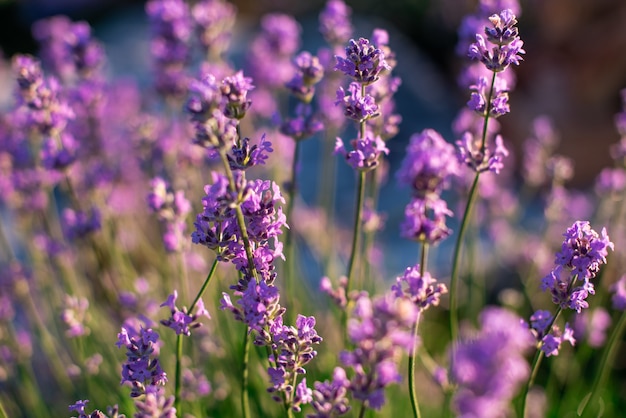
[0,0,625,417]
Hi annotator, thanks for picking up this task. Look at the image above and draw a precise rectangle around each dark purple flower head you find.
[335,131,389,172]
[192,0,237,59]
[555,221,613,281]
[396,128,460,197]
[319,0,353,46]
[335,82,379,122]
[335,38,390,85]
[40,132,78,171]
[401,195,453,245]
[456,131,509,174]
[452,307,533,418]
[221,71,254,119]
[391,264,448,310]
[468,9,525,72]
[228,133,273,170]
[116,325,167,398]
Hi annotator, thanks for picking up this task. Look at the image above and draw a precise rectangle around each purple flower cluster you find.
[528,310,575,357]
[541,221,613,313]
[456,131,509,174]
[308,367,351,417]
[334,131,388,172]
[468,9,525,73]
[145,0,192,99]
[33,16,105,82]
[62,207,102,240]
[391,264,448,311]
[340,293,418,410]
[116,325,168,398]
[186,71,257,152]
[335,82,379,123]
[451,307,534,418]
[397,129,459,245]
[335,38,390,86]
[319,0,353,46]
[146,177,191,252]
[266,315,322,412]
[191,0,236,59]
[160,290,210,336]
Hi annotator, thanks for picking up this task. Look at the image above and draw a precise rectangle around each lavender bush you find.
[0,1,624,417]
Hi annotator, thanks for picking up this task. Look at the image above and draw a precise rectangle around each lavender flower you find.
[221,71,254,120]
[319,0,353,46]
[334,38,390,85]
[396,128,460,197]
[573,308,611,348]
[468,9,525,73]
[529,310,576,357]
[451,307,534,418]
[145,0,192,99]
[400,195,453,245]
[335,82,379,122]
[308,367,351,417]
[160,290,210,336]
[191,0,236,59]
[286,51,324,103]
[116,325,167,398]
[467,74,510,117]
[146,178,191,252]
[391,264,448,310]
[340,293,418,410]
[335,131,389,172]
[456,131,509,174]
[267,315,322,412]
[278,103,324,140]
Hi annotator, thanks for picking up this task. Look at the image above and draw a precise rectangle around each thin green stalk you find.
[579,310,626,416]
[449,70,497,345]
[358,401,367,418]
[409,244,429,418]
[0,397,8,418]
[174,333,183,414]
[174,258,219,414]
[242,326,251,418]
[449,172,480,343]
[283,140,301,322]
[520,306,563,418]
[345,170,367,294]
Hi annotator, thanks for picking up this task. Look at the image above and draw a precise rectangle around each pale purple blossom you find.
[456,131,509,174]
[160,290,210,336]
[319,0,353,46]
[335,131,388,172]
[391,264,448,310]
[334,38,390,85]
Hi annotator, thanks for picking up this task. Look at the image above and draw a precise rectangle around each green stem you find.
[346,170,367,294]
[174,258,219,413]
[283,140,301,322]
[409,244,428,418]
[174,333,183,414]
[449,70,497,345]
[520,306,563,418]
[449,172,480,344]
[358,401,367,418]
[242,326,251,418]
[579,310,626,416]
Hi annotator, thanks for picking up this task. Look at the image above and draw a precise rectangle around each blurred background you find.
[1,0,625,188]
